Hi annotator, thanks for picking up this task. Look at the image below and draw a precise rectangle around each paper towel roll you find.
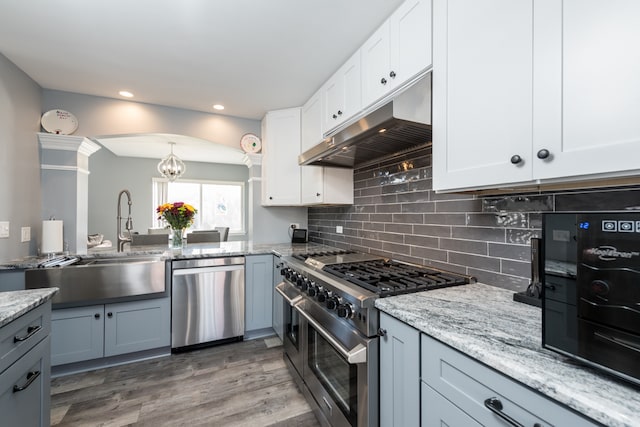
[42,220,63,254]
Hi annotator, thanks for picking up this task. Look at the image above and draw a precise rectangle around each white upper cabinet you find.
[301,90,354,205]
[433,0,640,192]
[533,0,640,181]
[362,0,432,108]
[322,50,362,133]
[432,0,534,191]
[261,108,302,206]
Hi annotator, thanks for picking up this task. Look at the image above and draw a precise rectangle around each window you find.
[153,178,245,234]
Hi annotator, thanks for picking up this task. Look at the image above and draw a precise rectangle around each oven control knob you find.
[307,284,318,297]
[326,296,339,310]
[283,268,292,279]
[300,278,309,291]
[317,290,328,303]
[337,303,354,319]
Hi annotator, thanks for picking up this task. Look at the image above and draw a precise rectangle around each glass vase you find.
[170,227,186,249]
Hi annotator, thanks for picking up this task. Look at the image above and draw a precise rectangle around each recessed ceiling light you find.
[119,91,134,98]
[213,104,225,111]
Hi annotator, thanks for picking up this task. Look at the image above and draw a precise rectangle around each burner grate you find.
[323,260,470,296]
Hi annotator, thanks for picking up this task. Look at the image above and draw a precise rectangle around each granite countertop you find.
[0,241,336,270]
[375,283,639,427]
[0,288,58,328]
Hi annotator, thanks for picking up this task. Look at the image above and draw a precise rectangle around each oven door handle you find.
[294,305,367,364]
[275,282,303,306]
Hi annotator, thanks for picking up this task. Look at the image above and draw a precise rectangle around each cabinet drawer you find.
[0,335,51,427]
[421,334,597,427]
[0,301,51,374]
[421,381,481,427]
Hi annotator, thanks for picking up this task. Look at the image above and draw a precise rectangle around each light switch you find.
[21,227,31,242]
[0,221,9,238]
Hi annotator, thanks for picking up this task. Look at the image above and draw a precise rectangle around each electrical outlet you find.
[290,223,300,230]
[21,227,31,242]
[336,225,343,234]
[0,221,9,239]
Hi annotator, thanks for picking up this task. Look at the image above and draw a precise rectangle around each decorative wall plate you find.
[240,133,261,153]
[41,109,79,135]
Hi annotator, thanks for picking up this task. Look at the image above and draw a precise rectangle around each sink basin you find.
[25,255,167,307]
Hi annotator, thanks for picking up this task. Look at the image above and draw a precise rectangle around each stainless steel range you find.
[276,250,474,427]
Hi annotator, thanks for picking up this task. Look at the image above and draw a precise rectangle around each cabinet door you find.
[533,0,640,181]
[379,312,420,427]
[272,255,284,341]
[245,254,274,333]
[51,305,104,366]
[301,89,326,205]
[261,108,302,206]
[421,382,482,427]
[362,21,392,108]
[432,0,534,192]
[390,0,433,92]
[0,336,51,427]
[323,50,362,132]
[104,298,170,357]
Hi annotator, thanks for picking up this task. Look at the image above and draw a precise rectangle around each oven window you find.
[309,327,357,425]
[285,304,299,350]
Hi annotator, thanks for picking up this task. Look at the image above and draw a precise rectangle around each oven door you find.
[296,301,378,427]
[275,282,304,377]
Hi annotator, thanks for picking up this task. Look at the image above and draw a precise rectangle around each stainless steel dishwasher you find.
[171,257,245,351]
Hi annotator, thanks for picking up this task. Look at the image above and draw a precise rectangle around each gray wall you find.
[0,53,42,262]
[88,145,249,244]
[309,146,640,292]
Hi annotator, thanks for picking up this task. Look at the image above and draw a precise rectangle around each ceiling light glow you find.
[213,104,225,110]
[119,91,134,98]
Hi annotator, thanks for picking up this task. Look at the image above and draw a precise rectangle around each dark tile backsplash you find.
[308,146,640,292]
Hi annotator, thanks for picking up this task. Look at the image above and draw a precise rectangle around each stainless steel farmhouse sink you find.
[25,255,167,307]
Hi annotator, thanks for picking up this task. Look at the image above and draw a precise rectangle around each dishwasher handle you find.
[173,264,244,276]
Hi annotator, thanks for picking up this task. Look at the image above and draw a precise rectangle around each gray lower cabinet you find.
[0,301,52,427]
[379,312,420,427]
[51,297,170,366]
[272,255,284,340]
[421,334,598,427]
[245,254,274,334]
[421,382,481,427]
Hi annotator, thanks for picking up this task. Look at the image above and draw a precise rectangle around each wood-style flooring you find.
[50,337,321,427]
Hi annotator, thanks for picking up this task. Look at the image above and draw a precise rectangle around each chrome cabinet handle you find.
[13,325,41,343]
[380,77,387,85]
[332,113,337,119]
[389,70,396,78]
[484,397,525,427]
[13,371,41,393]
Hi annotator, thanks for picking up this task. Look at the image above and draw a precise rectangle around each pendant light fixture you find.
[157,141,186,181]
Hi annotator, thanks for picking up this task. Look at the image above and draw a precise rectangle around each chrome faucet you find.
[117,189,133,252]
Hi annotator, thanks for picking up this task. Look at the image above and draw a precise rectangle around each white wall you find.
[0,53,42,262]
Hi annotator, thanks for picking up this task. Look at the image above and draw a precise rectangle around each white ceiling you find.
[0,0,404,121]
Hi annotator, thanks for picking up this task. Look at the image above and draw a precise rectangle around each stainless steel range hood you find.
[299,73,432,168]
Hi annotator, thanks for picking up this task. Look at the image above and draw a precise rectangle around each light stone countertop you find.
[0,288,58,328]
[0,241,337,270]
[375,283,640,427]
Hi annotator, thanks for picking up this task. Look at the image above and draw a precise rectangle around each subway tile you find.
[405,234,439,248]
[501,259,531,278]
[345,221,364,229]
[410,246,448,262]
[488,243,531,261]
[393,253,431,266]
[430,191,475,201]
[451,226,505,243]
[362,222,385,232]
[401,201,436,213]
[370,213,393,222]
[482,195,553,212]
[359,186,383,197]
[414,224,452,238]
[448,252,501,272]
[393,213,424,224]
[377,232,405,244]
[529,213,543,229]
[440,238,488,255]
[397,191,431,203]
[359,238,384,250]
[381,242,412,257]
[376,203,403,213]
[359,230,380,240]
[466,212,529,228]
[349,213,370,221]
[506,229,540,245]
[424,213,466,225]
[386,223,413,234]
[555,188,640,211]
[436,199,483,213]
[426,260,469,275]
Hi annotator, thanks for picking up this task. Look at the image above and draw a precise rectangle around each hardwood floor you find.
[50,337,321,427]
